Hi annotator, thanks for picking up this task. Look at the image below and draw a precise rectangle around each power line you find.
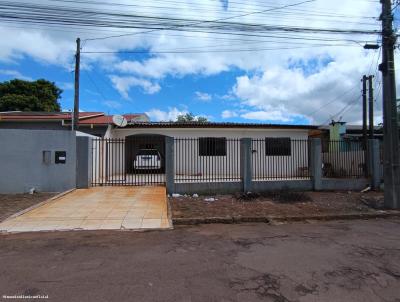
[82,0,318,41]
[308,84,360,117]
[83,70,108,102]
[0,1,379,39]
[322,95,362,124]
[80,44,360,55]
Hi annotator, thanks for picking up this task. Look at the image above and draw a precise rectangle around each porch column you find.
[310,138,322,191]
[165,136,174,194]
[240,138,252,192]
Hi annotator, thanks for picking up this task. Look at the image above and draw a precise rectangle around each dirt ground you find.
[170,191,385,219]
[0,219,399,302]
[0,193,56,222]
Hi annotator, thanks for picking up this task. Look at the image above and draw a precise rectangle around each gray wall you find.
[0,122,107,137]
[0,129,76,193]
[0,121,66,130]
[76,136,91,189]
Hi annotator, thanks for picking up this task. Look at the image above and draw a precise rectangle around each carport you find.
[125,134,166,173]
[91,134,167,186]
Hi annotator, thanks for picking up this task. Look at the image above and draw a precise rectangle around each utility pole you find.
[380,0,400,209]
[362,75,368,150]
[73,37,81,131]
[368,75,374,138]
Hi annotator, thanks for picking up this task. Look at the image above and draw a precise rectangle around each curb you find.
[172,211,400,225]
[166,198,174,230]
[2,189,76,222]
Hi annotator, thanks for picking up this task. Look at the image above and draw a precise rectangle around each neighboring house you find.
[0,111,149,137]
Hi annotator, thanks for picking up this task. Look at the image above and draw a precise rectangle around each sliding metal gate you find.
[91,136,166,186]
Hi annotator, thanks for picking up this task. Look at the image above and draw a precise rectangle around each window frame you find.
[198,137,227,156]
[265,137,292,156]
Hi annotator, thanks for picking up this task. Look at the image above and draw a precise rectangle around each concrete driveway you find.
[0,186,171,233]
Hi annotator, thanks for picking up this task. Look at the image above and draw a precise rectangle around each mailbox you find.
[55,151,66,164]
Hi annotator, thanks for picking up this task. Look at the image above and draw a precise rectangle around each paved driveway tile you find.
[0,186,171,233]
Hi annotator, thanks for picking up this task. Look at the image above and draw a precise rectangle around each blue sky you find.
[0,0,386,125]
[0,53,311,124]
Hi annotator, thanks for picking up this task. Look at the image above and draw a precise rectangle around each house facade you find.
[90,122,316,184]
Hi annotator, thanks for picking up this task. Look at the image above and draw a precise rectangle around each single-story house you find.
[92,121,318,182]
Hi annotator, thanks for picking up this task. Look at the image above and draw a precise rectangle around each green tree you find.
[176,112,208,123]
[0,79,62,112]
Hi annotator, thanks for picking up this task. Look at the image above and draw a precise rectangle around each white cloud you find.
[58,82,74,90]
[109,75,161,99]
[0,0,388,124]
[231,58,381,124]
[145,107,188,122]
[195,91,212,102]
[240,110,294,122]
[103,100,122,109]
[0,69,32,81]
[221,110,238,119]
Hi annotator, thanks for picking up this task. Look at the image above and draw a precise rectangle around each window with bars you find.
[265,137,291,156]
[199,137,227,156]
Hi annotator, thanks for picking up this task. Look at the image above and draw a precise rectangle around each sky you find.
[0,0,395,125]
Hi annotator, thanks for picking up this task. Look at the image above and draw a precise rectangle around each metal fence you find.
[174,138,241,183]
[252,139,310,180]
[321,140,366,178]
[91,138,165,186]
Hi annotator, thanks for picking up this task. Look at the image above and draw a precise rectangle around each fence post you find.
[241,138,252,192]
[165,136,174,194]
[310,138,322,191]
[368,139,381,190]
[76,136,91,189]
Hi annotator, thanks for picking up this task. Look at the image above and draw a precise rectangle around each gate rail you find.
[91,137,165,186]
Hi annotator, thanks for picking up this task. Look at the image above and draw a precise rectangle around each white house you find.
[90,121,316,184]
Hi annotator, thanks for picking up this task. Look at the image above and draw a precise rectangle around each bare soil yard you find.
[0,193,56,222]
[170,191,386,219]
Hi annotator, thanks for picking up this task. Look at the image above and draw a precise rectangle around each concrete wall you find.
[252,180,313,192]
[173,180,313,195]
[76,136,91,189]
[321,178,369,191]
[0,121,66,130]
[0,129,76,193]
[0,122,107,137]
[174,181,242,195]
[76,125,108,137]
[172,179,369,195]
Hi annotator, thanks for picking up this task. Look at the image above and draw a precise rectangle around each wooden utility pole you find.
[73,37,81,131]
[380,0,400,208]
[362,75,368,149]
[368,75,374,138]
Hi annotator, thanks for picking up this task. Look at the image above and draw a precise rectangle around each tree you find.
[0,79,62,112]
[176,112,209,123]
